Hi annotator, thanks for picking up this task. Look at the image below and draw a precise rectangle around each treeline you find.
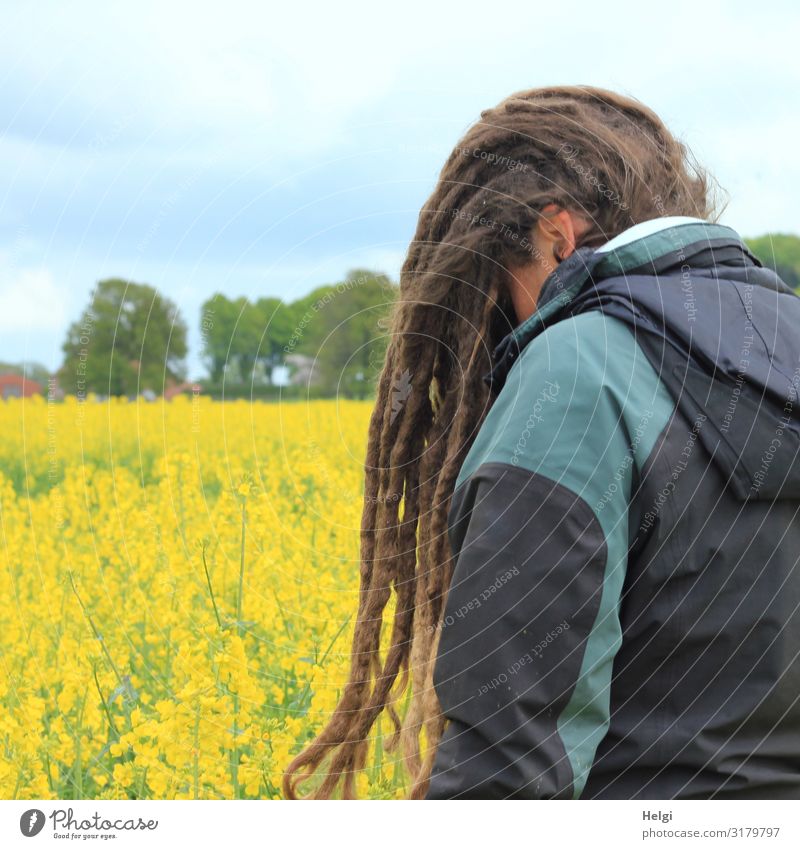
[199,269,396,398]
[48,233,800,400]
[57,269,396,399]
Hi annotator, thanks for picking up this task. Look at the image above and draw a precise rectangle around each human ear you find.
[537,205,574,263]
[539,206,589,263]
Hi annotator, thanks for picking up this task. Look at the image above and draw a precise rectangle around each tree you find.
[745,233,800,291]
[198,270,398,397]
[200,293,286,385]
[61,278,188,397]
[200,293,242,383]
[254,297,297,366]
[302,270,397,397]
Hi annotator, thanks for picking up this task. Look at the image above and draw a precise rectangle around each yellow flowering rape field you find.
[0,395,400,799]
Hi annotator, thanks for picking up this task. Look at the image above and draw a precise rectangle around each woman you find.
[283,86,800,799]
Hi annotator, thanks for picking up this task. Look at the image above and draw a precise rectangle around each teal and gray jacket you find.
[426,217,800,799]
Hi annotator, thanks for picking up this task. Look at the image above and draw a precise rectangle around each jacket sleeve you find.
[426,312,668,799]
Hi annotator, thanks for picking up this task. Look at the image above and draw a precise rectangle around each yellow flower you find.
[112,763,135,787]
[0,399,403,799]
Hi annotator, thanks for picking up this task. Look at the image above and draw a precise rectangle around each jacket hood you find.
[487,220,800,501]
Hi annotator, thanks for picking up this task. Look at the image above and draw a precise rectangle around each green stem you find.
[136,766,148,800]
[201,542,223,629]
[92,663,119,740]
[44,751,54,794]
[231,691,240,799]
[236,502,246,630]
[68,571,124,689]
[319,616,352,667]
[74,731,83,799]
[193,707,200,800]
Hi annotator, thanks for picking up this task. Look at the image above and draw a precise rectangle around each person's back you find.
[583,221,800,799]
[426,217,800,799]
[591,376,800,799]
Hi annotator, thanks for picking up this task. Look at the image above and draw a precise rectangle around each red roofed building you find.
[164,381,202,400]
[0,374,42,399]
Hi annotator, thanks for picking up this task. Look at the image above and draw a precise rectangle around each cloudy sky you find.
[1,0,797,377]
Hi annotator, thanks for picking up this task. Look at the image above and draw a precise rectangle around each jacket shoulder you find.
[458,311,676,500]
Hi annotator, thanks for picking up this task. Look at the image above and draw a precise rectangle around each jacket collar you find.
[485,219,760,394]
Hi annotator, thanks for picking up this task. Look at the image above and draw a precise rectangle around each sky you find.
[1,0,798,379]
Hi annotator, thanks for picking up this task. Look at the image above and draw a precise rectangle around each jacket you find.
[425,216,800,799]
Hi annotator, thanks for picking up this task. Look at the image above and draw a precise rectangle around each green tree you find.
[254,297,297,366]
[231,298,260,384]
[287,284,338,358]
[199,293,247,383]
[199,270,397,397]
[307,270,396,397]
[201,294,287,385]
[745,233,800,290]
[61,278,187,397]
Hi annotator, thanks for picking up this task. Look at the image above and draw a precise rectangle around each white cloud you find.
[0,266,67,332]
[0,1,406,163]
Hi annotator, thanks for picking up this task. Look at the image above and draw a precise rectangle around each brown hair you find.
[283,85,721,799]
